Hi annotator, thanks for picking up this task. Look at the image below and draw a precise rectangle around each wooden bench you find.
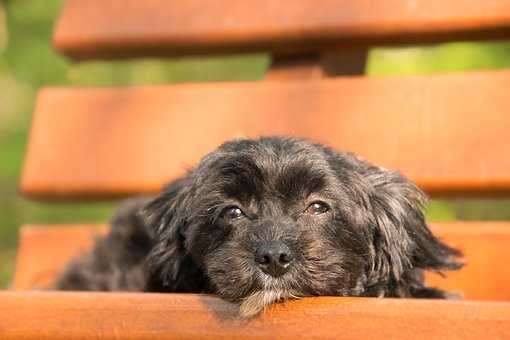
[2,0,510,338]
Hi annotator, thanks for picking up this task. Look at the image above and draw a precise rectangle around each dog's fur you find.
[56,137,462,317]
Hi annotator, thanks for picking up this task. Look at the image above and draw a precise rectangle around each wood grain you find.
[21,70,510,198]
[11,223,510,301]
[53,0,510,60]
[1,292,509,339]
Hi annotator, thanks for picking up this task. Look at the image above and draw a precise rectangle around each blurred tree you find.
[0,3,7,53]
[368,41,510,75]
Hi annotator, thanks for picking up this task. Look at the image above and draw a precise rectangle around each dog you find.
[56,137,462,317]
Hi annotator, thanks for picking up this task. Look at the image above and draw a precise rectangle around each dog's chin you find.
[237,272,302,318]
[239,289,299,318]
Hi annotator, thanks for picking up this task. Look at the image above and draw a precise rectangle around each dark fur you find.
[56,137,462,316]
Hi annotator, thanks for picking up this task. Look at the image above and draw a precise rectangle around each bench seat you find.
[1,292,509,339]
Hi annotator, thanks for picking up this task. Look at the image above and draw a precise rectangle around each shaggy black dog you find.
[56,137,462,317]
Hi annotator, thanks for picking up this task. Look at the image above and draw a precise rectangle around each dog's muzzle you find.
[254,241,294,277]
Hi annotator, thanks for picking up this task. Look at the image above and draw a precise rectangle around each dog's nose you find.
[254,242,294,277]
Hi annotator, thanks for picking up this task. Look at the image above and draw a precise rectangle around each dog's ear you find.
[141,176,200,291]
[361,163,462,286]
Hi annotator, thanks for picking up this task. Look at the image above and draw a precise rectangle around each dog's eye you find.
[224,206,245,220]
[305,201,329,215]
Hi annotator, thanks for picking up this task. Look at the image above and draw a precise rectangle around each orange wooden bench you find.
[2,0,510,338]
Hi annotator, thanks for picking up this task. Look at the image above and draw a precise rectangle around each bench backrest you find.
[21,0,510,198]
[17,0,510,304]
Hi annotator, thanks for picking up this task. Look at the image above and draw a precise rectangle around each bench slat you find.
[12,223,510,301]
[54,0,510,60]
[11,225,107,290]
[1,292,509,339]
[425,222,510,301]
[22,70,510,198]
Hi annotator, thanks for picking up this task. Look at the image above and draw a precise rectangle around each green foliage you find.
[368,41,510,76]
[2,0,68,86]
[69,55,268,86]
[0,5,6,53]
[0,248,15,289]
[425,201,457,221]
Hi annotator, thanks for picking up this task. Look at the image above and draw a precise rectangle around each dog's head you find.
[143,137,461,317]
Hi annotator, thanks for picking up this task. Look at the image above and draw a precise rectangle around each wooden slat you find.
[11,223,510,301]
[21,70,510,198]
[1,292,509,339]
[425,222,510,301]
[53,0,510,60]
[11,225,107,290]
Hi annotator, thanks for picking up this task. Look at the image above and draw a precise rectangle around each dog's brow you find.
[218,156,266,201]
[275,164,328,199]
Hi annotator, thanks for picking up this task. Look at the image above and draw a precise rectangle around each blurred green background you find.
[1,0,510,288]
